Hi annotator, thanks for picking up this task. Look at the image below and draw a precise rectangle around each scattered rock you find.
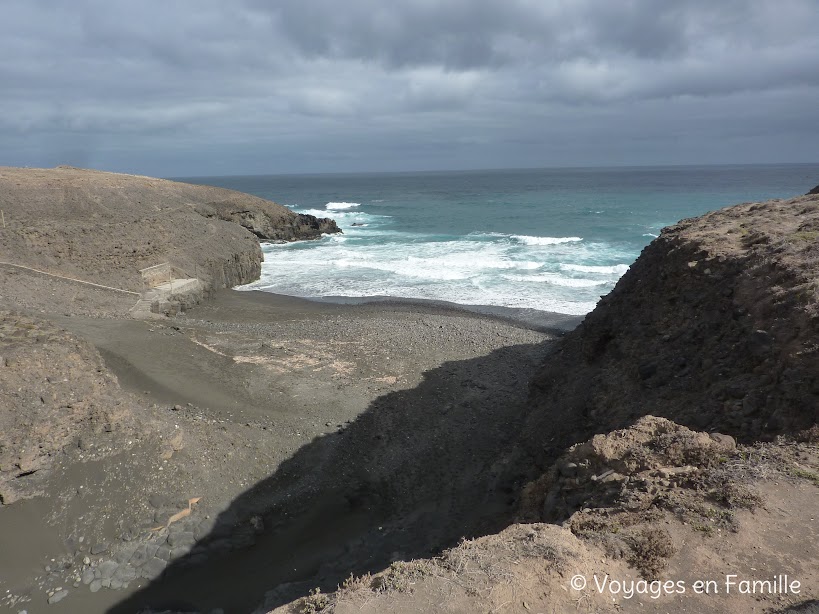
[47,590,68,604]
[97,560,118,579]
[171,546,193,559]
[113,565,137,584]
[168,531,196,548]
[128,545,149,567]
[156,544,173,562]
[139,557,167,580]
[120,526,141,542]
[81,568,95,585]
[709,433,736,449]
[90,543,108,555]
[114,546,136,564]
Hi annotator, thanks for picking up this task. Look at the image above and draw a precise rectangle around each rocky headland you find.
[0,166,339,298]
[0,169,816,614]
[524,193,819,459]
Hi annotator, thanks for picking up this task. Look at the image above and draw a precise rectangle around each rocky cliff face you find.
[522,193,819,468]
[0,166,340,293]
[193,202,339,242]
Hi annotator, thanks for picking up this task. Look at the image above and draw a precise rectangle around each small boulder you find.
[48,589,69,604]
[90,543,108,555]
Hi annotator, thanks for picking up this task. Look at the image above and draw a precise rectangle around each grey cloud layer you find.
[1,0,817,175]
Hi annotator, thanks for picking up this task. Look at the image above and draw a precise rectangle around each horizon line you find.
[169,160,819,181]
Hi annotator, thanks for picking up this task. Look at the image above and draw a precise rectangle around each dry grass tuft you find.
[627,527,675,580]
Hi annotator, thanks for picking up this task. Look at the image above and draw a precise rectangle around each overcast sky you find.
[2,0,818,176]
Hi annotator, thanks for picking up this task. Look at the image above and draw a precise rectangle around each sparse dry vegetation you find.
[790,466,819,485]
[298,588,331,614]
[627,527,675,580]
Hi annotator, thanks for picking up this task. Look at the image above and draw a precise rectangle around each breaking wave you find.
[325,202,360,210]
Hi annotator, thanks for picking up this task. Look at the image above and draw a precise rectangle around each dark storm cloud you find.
[1,0,817,175]
[253,0,694,68]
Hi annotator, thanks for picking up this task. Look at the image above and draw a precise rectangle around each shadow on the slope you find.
[108,339,569,614]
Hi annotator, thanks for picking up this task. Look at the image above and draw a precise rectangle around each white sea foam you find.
[468,231,508,239]
[324,241,544,280]
[511,235,583,246]
[543,277,610,288]
[502,273,610,287]
[560,263,630,275]
[250,222,626,316]
[332,257,471,280]
[295,208,390,226]
[467,232,584,246]
[326,202,361,210]
[247,271,600,316]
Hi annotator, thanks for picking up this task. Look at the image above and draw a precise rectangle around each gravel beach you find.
[0,286,578,613]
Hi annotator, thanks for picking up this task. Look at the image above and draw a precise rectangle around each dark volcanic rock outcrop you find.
[808,184,819,195]
[193,202,339,241]
[0,166,339,293]
[523,193,819,468]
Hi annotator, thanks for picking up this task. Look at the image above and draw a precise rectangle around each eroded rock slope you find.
[523,193,819,468]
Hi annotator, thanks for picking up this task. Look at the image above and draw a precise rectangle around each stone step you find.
[130,278,203,319]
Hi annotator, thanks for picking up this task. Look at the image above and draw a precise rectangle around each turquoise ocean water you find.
[179,164,818,316]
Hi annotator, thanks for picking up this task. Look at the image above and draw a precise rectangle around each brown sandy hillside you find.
[0,310,141,505]
[0,166,339,292]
